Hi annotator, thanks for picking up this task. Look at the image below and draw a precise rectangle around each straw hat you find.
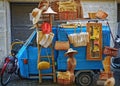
[32,8,42,25]
[65,48,78,56]
[44,7,57,14]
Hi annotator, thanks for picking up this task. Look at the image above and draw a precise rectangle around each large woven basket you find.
[59,11,77,20]
[88,12,96,19]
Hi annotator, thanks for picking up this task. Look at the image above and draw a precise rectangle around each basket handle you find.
[57,25,70,41]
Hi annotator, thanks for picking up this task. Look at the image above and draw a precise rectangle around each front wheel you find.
[76,72,93,86]
[1,62,13,86]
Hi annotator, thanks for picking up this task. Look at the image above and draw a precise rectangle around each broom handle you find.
[106,22,115,44]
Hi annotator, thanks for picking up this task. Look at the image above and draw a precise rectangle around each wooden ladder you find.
[37,44,56,83]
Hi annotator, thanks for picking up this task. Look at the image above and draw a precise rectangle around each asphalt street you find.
[0,70,120,86]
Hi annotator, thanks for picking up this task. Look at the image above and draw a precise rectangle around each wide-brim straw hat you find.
[65,48,78,56]
[32,8,42,25]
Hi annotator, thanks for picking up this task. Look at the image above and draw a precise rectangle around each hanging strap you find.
[106,22,115,44]
[78,23,82,33]
[45,48,50,63]
[57,25,69,41]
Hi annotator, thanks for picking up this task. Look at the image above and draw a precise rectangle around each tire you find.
[76,72,93,86]
[17,69,23,79]
[1,62,13,86]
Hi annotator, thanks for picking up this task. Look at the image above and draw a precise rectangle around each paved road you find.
[0,71,120,86]
[0,73,76,86]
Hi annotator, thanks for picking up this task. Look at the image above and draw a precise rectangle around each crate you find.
[59,11,77,20]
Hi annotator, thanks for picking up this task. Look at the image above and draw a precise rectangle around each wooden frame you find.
[86,23,102,60]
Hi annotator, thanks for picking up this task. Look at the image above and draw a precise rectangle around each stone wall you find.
[82,0,117,46]
[0,1,11,67]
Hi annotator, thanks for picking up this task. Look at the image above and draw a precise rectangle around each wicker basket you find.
[99,71,113,80]
[88,12,96,19]
[59,11,77,20]
[57,71,71,85]
[96,10,108,19]
[57,78,71,85]
[103,46,118,57]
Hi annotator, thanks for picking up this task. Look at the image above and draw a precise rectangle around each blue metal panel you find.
[18,49,29,78]
[17,28,58,78]
[57,26,110,70]
[17,26,110,78]
[17,30,37,78]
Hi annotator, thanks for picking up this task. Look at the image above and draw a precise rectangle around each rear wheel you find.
[1,62,13,86]
[76,72,93,86]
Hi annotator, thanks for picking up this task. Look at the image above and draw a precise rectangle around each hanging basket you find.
[103,46,118,57]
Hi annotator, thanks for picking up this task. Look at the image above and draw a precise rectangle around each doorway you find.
[10,3,38,41]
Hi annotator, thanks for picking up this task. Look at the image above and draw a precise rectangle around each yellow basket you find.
[88,12,96,19]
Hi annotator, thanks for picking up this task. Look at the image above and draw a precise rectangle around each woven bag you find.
[43,32,54,48]
[55,27,70,50]
[55,41,70,50]
[36,31,44,44]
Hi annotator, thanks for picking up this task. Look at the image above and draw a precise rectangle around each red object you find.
[23,59,28,64]
[41,22,52,34]
[0,57,10,75]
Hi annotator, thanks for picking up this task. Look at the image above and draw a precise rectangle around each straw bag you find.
[55,27,70,50]
[55,41,70,50]
[36,31,44,44]
[39,33,49,46]
[37,31,54,48]
[73,32,89,47]
[43,32,54,48]
[68,24,89,47]
[103,22,118,57]
[38,49,50,70]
